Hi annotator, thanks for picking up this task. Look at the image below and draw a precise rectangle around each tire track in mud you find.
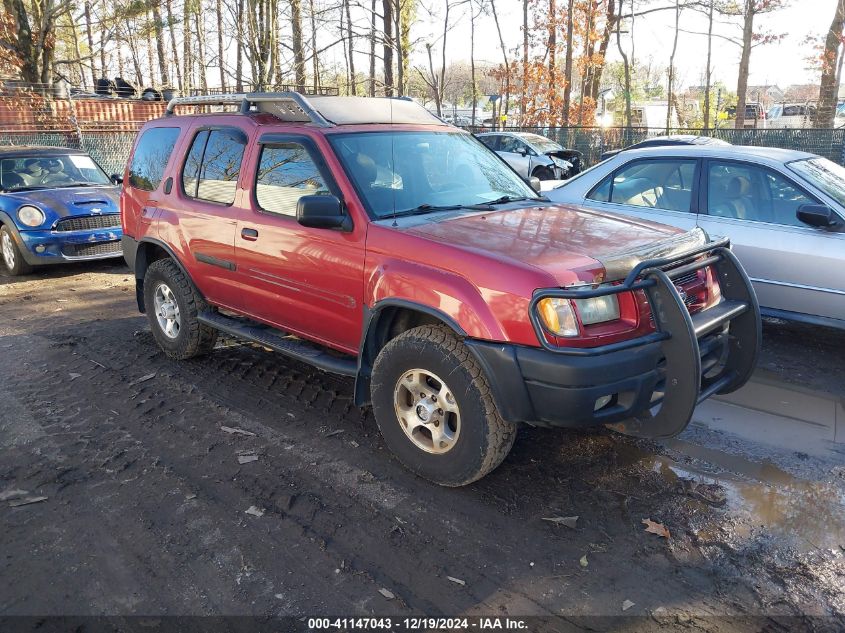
[2,311,842,622]
[3,318,745,617]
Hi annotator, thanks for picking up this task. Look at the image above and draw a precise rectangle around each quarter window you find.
[128,127,180,191]
[588,159,697,212]
[707,161,818,227]
[181,128,246,205]
[255,143,331,217]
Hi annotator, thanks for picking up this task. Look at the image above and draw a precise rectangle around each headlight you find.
[537,298,579,337]
[18,205,45,227]
[573,295,620,325]
[551,157,573,169]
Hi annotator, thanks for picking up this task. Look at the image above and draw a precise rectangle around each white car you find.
[476,132,582,181]
[546,145,845,329]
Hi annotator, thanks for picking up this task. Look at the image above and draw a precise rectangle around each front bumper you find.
[18,227,123,265]
[468,243,761,439]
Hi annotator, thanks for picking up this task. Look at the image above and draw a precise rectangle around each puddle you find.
[620,439,845,553]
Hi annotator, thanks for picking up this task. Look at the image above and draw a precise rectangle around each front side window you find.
[128,127,180,191]
[588,159,696,212]
[478,135,499,150]
[788,157,845,209]
[328,131,537,218]
[255,143,331,217]
[707,161,818,227]
[181,128,246,205]
[499,136,527,154]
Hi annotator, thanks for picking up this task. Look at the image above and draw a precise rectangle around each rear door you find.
[582,157,700,232]
[234,133,365,354]
[164,125,248,310]
[697,158,845,322]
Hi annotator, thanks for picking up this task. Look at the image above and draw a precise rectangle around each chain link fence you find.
[477,126,845,168]
[5,127,845,175]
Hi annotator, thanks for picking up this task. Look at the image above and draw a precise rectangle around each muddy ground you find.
[0,260,843,631]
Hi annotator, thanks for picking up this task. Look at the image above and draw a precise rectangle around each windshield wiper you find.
[390,203,492,217]
[484,195,550,205]
[4,185,47,192]
[52,183,101,188]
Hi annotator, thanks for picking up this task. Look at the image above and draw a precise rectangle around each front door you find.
[697,158,845,322]
[234,134,366,354]
[497,136,532,178]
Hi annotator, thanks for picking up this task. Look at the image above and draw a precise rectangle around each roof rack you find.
[165,92,333,127]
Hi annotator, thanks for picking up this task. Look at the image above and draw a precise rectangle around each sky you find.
[406,0,833,93]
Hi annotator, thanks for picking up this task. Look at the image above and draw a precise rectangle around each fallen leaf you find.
[185,493,197,500]
[446,576,465,586]
[129,372,156,386]
[622,600,635,611]
[9,496,48,507]
[238,455,259,464]
[378,588,395,600]
[579,554,588,568]
[0,489,29,501]
[69,373,81,380]
[642,518,671,539]
[325,429,345,437]
[221,426,256,436]
[542,516,578,529]
[245,505,265,517]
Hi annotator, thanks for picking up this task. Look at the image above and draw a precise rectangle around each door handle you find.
[241,227,259,241]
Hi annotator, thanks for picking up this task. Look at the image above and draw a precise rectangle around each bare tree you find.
[216,0,227,91]
[383,0,394,95]
[290,0,306,89]
[616,0,632,129]
[666,0,680,132]
[344,0,356,94]
[562,0,574,124]
[488,0,509,117]
[815,0,845,127]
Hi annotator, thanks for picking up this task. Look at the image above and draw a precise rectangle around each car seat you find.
[712,176,753,220]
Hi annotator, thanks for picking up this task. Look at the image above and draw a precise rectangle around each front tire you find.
[1,225,33,276]
[371,325,516,486]
[533,166,555,181]
[143,258,217,359]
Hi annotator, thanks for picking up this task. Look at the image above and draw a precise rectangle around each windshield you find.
[788,157,845,208]
[328,130,538,218]
[0,153,111,192]
[521,133,563,153]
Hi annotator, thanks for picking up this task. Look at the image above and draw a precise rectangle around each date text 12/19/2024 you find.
[307,618,529,630]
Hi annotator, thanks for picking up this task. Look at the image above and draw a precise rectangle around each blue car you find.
[0,146,123,276]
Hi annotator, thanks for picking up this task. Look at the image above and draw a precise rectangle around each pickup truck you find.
[120,93,761,486]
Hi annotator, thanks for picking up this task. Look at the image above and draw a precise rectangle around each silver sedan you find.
[546,145,845,329]
[476,132,579,180]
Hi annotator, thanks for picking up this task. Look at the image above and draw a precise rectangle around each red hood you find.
[397,203,685,286]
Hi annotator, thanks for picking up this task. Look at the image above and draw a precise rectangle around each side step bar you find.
[197,311,358,377]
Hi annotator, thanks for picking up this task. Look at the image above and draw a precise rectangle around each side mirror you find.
[297,195,352,231]
[796,203,841,229]
[527,176,542,193]
[110,173,123,185]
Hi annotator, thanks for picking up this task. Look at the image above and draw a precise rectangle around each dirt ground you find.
[1,260,843,631]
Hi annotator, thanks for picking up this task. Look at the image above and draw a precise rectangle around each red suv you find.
[120,93,761,486]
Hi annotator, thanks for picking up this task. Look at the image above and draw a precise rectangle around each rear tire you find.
[1,225,33,276]
[143,258,217,359]
[371,325,516,486]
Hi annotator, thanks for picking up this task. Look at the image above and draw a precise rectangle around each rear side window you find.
[128,127,180,191]
[255,143,331,217]
[181,128,247,205]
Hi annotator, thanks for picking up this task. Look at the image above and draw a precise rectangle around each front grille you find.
[61,241,122,257]
[55,214,120,232]
[672,270,700,287]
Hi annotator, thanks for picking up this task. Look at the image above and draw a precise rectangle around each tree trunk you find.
[426,43,440,114]
[183,0,193,93]
[562,0,573,125]
[146,8,157,86]
[703,0,714,130]
[735,0,755,129]
[290,0,307,90]
[383,0,394,96]
[815,0,845,127]
[309,0,320,87]
[471,1,477,125]
[150,2,170,86]
[616,0,631,129]
[235,0,244,91]
[216,0,227,90]
[369,0,376,96]
[195,6,208,91]
[99,0,108,82]
[522,0,528,125]
[489,0,509,117]
[548,0,556,124]
[345,0,356,94]
[84,2,97,86]
[165,0,182,90]
[666,0,680,133]
[399,0,413,95]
